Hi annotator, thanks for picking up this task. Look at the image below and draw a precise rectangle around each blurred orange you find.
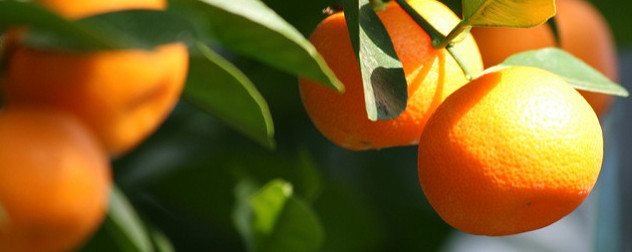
[0,107,111,252]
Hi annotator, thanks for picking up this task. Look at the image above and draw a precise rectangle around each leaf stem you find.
[434,20,469,48]
[393,0,444,46]
[446,45,474,80]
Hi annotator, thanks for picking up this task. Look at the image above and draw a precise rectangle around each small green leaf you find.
[233,179,324,252]
[183,43,275,149]
[175,0,343,92]
[462,0,556,27]
[487,47,628,97]
[106,186,154,252]
[342,0,407,121]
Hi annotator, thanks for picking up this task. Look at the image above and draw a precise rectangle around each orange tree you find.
[0,0,630,251]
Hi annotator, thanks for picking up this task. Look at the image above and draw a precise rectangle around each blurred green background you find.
[83,0,632,251]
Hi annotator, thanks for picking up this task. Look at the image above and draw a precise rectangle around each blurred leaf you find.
[0,2,197,51]
[175,0,343,92]
[183,43,275,149]
[342,0,407,121]
[24,9,198,51]
[233,179,324,252]
[105,186,154,252]
[0,1,116,50]
[486,48,628,97]
[148,225,176,252]
[462,0,556,27]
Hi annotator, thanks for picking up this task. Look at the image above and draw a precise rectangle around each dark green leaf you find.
[175,0,343,92]
[341,0,407,121]
[488,48,628,97]
[183,43,275,149]
[233,179,324,252]
[23,9,198,51]
[0,1,117,50]
[105,186,154,252]
[0,1,197,51]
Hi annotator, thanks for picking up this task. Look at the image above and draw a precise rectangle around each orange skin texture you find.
[0,107,111,252]
[418,66,603,236]
[299,0,483,150]
[2,0,189,156]
[3,43,189,156]
[471,0,618,117]
[33,0,166,19]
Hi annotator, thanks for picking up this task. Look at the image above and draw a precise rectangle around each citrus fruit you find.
[0,106,111,252]
[471,0,618,116]
[1,0,189,156]
[299,0,483,150]
[418,66,603,236]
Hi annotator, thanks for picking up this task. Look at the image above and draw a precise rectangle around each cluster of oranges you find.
[0,0,188,251]
[300,0,612,236]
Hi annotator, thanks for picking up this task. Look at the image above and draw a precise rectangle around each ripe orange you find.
[0,106,111,252]
[299,0,483,150]
[3,43,189,156]
[471,0,618,116]
[1,0,189,156]
[418,66,603,236]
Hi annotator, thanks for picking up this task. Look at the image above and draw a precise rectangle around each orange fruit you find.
[418,66,603,236]
[471,0,618,116]
[1,0,189,156]
[0,106,111,252]
[2,43,189,156]
[299,0,483,150]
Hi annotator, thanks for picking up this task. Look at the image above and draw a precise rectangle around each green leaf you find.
[183,43,275,149]
[233,179,324,252]
[341,0,407,121]
[105,186,154,252]
[24,10,198,51]
[486,47,628,97]
[462,0,556,27]
[175,0,343,92]
[0,1,118,50]
[0,2,197,51]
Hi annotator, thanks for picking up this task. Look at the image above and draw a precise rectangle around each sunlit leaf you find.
[462,0,556,27]
[341,0,407,121]
[183,43,275,149]
[484,48,628,97]
[175,0,343,92]
[233,179,324,252]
